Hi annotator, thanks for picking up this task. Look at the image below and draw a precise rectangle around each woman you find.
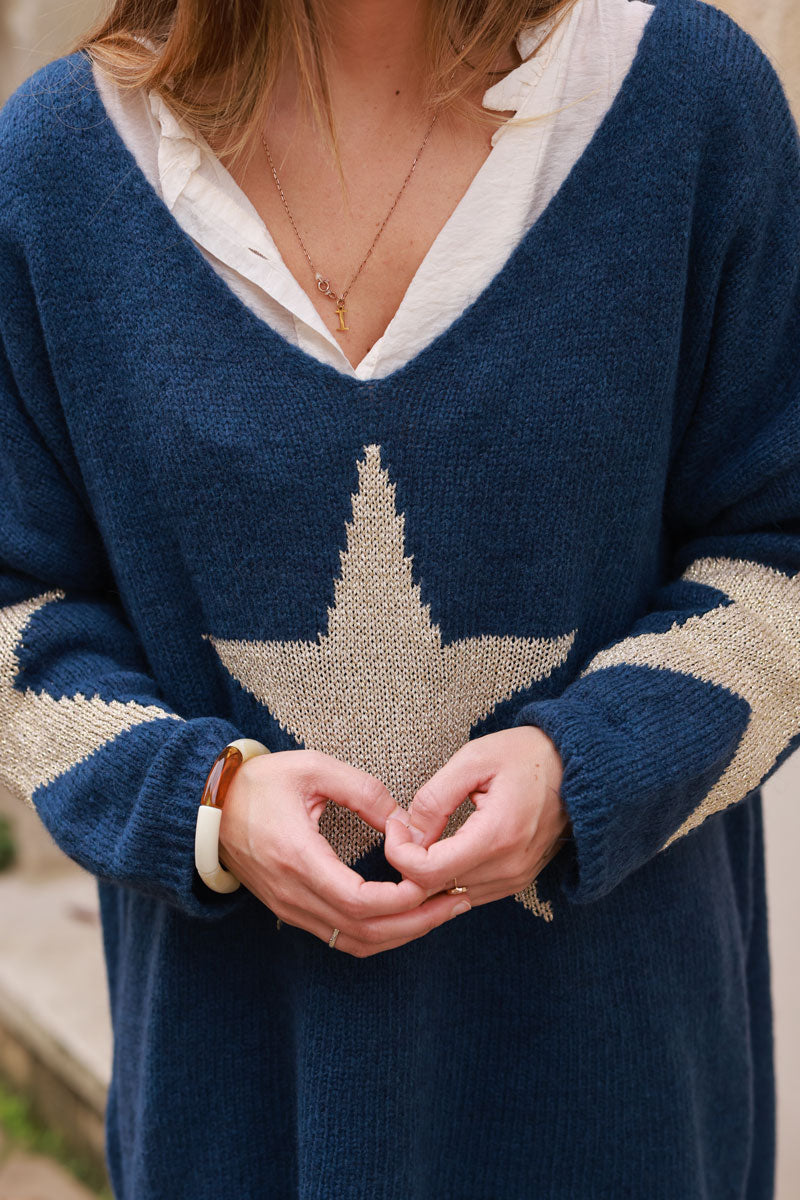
[0,0,798,1195]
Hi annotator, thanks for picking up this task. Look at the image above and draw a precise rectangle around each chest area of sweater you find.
[63,261,679,916]
[74,322,674,623]
[63,217,678,738]
[71,296,676,710]
[66,219,682,643]
[69,206,682,545]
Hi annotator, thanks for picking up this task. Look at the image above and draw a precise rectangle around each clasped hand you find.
[218,726,569,959]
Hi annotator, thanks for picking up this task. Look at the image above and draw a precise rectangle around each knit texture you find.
[1,0,799,1195]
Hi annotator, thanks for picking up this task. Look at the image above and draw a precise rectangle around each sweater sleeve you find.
[512,52,800,905]
[0,259,248,921]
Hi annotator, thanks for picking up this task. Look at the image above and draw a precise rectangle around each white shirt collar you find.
[482,15,564,115]
[141,5,579,377]
[149,12,568,213]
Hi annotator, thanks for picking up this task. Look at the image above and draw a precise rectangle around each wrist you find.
[543,741,571,839]
[195,737,270,894]
[513,723,571,846]
[513,722,564,793]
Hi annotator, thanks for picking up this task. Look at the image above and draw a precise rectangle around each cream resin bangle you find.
[195,737,270,894]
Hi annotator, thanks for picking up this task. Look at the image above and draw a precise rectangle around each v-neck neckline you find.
[139,5,570,383]
[79,0,663,397]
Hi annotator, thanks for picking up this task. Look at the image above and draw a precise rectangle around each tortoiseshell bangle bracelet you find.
[194,737,270,894]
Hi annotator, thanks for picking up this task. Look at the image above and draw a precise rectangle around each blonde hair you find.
[70,0,582,177]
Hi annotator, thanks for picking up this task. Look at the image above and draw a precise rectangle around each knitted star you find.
[578,555,800,849]
[0,590,180,807]
[206,444,577,921]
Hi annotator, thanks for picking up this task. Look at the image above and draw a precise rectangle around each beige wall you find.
[721,0,800,113]
[1,1,101,96]
[0,0,799,1196]
[701,13,800,1200]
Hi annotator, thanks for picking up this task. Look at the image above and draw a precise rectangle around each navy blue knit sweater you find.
[1,0,799,1195]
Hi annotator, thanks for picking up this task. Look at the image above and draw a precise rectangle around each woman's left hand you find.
[383,726,571,907]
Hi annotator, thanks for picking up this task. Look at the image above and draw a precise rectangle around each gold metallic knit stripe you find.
[577,556,800,849]
[0,589,181,808]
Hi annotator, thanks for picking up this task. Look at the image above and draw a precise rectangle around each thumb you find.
[406,747,485,847]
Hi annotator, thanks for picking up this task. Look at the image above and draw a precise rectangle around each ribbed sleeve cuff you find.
[512,699,619,904]
[108,715,252,920]
[511,673,749,906]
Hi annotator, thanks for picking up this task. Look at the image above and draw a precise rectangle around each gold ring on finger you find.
[445,877,469,895]
[328,926,340,948]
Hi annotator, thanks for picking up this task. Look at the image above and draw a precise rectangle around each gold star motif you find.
[205,444,577,921]
[577,556,800,850]
[0,590,181,807]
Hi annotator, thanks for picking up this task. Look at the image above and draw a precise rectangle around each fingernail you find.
[407,825,426,845]
[452,899,471,916]
[386,808,409,827]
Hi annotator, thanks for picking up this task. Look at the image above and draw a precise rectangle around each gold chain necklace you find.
[259,113,438,334]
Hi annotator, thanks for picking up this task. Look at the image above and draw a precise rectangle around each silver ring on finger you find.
[328,926,341,948]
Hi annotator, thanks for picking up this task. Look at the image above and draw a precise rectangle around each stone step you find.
[0,866,110,1179]
[0,1148,98,1200]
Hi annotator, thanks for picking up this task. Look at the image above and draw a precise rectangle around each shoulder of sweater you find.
[621,0,799,232]
[697,1,798,230]
[0,49,97,230]
[666,0,797,162]
[0,3,795,233]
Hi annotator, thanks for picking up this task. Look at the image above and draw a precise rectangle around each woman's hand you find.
[383,726,571,906]
[218,748,472,956]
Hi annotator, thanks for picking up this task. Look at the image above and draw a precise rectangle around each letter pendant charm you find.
[335,301,349,333]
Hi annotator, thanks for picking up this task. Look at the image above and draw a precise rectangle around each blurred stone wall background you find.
[2,0,102,94]
[0,1,798,1197]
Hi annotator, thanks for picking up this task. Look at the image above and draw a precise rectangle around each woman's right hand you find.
[218,748,472,957]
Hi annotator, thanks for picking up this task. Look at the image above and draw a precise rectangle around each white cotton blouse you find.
[92,0,653,381]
